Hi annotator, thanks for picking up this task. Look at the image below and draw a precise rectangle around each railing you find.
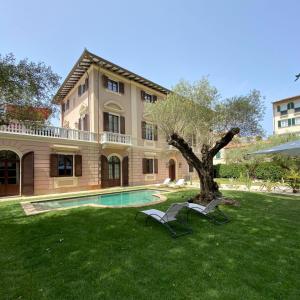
[0,123,98,142]
[101,131,132,145]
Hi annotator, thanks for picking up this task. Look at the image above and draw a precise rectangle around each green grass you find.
[0,190,299,299]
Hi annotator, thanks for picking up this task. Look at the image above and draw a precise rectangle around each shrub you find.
[254,162,285,181]
[214,162,286,181]
[214,164,247,178]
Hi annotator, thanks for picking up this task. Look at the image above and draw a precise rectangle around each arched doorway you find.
[168,159,176,181]
[101,155,121,188]
[0,150,20,197]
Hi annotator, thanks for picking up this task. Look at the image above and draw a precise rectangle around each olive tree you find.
[146,79,264,203]
[0,53,60,125]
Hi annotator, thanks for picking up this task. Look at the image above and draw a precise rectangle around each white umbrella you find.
[252,140,300,156]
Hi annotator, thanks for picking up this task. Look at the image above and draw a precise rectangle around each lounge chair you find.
[187,197,230,224]
[155,178,171,187]
[135,202,192,238]
[168,178,185,188]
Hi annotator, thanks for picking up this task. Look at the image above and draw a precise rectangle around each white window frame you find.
[145,123,155,141]
[107,79,119,93]
[280,119,289,128]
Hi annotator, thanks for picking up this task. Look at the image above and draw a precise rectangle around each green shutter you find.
[287,103,290,110]
[292,118,295,126]
[288,119,292,126]
[277,105,280,112]
[291,102,294,109]
[278,120,281,128]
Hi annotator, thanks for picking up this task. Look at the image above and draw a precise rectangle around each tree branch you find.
[168,133,203,169]
[209,127,240,157]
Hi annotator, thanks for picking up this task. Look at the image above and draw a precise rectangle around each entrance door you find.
[0,150,20,197]
[168,159,176,181]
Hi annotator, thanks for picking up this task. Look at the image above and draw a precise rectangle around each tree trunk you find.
[168,128,240,204]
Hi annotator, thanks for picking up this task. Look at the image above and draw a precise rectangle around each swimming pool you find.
[30,189,166,212]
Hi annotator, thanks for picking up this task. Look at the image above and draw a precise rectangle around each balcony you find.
[0,124,132,147]
[100,131,132,148]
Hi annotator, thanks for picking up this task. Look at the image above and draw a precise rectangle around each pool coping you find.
[21,191,168,216]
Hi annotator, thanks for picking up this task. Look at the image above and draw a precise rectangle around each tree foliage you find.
[0,53,60,125]
[145,78,265,202]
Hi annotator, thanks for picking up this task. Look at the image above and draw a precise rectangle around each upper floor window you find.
[287,102,294,110]
[295,117,300,125]
[141,91,157,103]
[62,103,65,113]
[102,75,124,94]
[141,121,158,141]
[103,112,125,134]
[66,99,70,110]
[78,78,89,97]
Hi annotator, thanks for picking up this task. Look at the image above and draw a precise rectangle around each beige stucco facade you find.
[273,95,300,135]
[0,52,194,197]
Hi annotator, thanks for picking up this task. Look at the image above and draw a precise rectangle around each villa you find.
[0,49,199,197]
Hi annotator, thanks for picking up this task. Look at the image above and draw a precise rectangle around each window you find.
[66,100,70,110]
[287,102,294,110]
[143,158,158,174]
[145,123,155,140]
[295,118,300,125]
[141,91,157,103]
[62,103,65,113]
[108,114,119,133]
[188,163,194,172]
[58,155,73,177]
[142,121,158,140]
[108,79,119,93]
[78,78,89,97]
[280,120,289,128]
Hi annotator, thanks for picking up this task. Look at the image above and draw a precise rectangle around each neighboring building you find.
[0,50,192,197]
[273,95,300,135]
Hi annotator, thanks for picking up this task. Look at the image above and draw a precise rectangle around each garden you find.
[0,190,299,299]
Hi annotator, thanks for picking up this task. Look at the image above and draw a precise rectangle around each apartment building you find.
[0,50,192,197]
[273,95,300,135]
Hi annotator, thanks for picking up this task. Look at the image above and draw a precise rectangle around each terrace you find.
[0,123,132,146]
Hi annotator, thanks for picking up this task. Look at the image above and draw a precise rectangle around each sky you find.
[1,0,300,135]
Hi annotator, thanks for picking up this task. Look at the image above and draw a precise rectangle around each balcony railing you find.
[0,123,133,146]
[101,131,132,145]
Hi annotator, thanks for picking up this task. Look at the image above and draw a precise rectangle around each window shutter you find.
[188,163,194,172]
[154,125,158,141]
[287,103,290,110]
[103,112,109,131]
[278,120,281,128]
[291,102,294,109]
[141,121,146,139]
[78,118,82,130]
[83,114,89,131]
[154,159,158,174]
[120,116,125,134]
[78,85,81,96]
[277,106,280,112]
[141,90,145,100]
[102,75,108,88]
[62,103,65,113]
[101,155,109,188]
[142,158,147,174]
[50,154,58,177]
[292,118,295,126]
[152,95,157,103]
[75,155,82,177]
[22,151,34,196]
[85,78,89,89]
[122,156,129,186]
[288,119,292,126]
[119,82,124,94]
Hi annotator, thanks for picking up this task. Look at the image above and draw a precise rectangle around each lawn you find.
[0,190,299,300]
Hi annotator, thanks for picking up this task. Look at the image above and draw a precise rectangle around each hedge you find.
[214,162,286,181]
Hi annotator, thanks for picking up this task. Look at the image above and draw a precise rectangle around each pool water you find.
[31,189,165,211]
